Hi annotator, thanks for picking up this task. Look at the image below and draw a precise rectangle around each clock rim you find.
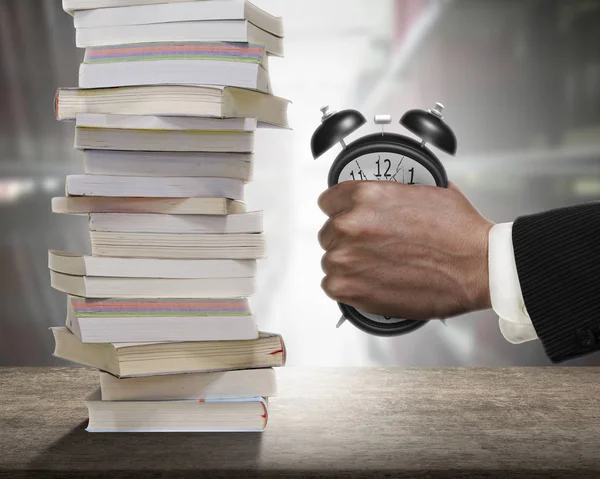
[328,133,448,188]
[339,303,428,337]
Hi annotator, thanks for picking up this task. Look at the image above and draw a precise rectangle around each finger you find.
[320,253,333,275]
[321,247,355,277]
[321,275,351,303]
[317,182,355,217]
[318,212,357,250]
[318,217,336,250]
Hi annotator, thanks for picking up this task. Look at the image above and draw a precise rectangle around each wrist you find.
[467,220,494,312]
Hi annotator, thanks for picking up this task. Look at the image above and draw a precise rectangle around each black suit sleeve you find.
[512,202,600,363]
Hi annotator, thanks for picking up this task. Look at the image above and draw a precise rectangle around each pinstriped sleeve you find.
[512,202,600,363]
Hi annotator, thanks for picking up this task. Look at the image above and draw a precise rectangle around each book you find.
[85,390,269,433]
[74,127,255,153]
[79,60,271,92]
[50,271,255,298]
[67,299,258,343]
[89,232,266,259]
[70,297,252,317]
[83,150,253,181]
[83,42,268,69]
[65,176,244,200]
[99,368,277,401]
[63,0,192,13]
[56,85,290,128]
[76,114,257,132]
[52,197,247,215]
[49,251,257,279]
[76,21,284,57]
[73,1,284,38]
[89,212,263,234]
[52,326,286,377]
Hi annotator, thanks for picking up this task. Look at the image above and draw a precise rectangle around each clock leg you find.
[336,316,347,329]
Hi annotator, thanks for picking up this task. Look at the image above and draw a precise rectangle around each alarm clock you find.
[311,102,458,337]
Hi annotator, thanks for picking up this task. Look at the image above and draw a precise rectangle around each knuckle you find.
[321,276,351,301]
[317,195,327,213]
[320,254,330,274]
[317,223,329,248]
[321,249,352,272]
[333,181,355,198]
[351,181,380,203]
[333,211,373,238]
[330,215,354,236]
[317,189,329,210]
[321,276,337,298]
[329,248,350,266]
[317,187,340,214]
[320,254,329,273]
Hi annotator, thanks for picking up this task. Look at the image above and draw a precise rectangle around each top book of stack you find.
[63,0,284,57]
[57,0,289,127]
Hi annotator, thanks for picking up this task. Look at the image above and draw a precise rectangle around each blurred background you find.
[1,0,599,367]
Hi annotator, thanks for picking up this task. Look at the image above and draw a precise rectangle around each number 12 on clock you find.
[375,158,393,179]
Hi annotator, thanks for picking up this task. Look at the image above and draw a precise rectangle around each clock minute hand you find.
[390,159,404,181]
[373,156,382,180]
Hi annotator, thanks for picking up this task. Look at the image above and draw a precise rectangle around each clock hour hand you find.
[354,160,368,180]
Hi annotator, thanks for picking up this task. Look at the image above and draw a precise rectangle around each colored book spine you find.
[84,42,265,64]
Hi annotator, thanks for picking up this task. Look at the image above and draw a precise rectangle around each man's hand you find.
[318,181,494,321]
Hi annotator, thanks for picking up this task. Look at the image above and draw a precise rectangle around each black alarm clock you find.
[311,102,457,337]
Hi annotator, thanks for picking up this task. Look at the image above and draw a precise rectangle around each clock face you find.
[360,311,406,325]
[337,151,437,186]
[337,150,436,326]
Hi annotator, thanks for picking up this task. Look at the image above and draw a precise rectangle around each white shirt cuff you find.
[488,222,538,344]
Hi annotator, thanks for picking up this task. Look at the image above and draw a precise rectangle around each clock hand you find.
[390,158,404,181]
[374,156,382,180]
[355,160,368,180]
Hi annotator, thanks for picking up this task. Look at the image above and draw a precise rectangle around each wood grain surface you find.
[1,367,600,478]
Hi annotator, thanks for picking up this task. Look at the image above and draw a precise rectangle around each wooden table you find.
[1,367,600,478]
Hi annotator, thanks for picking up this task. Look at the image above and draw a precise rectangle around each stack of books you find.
[50,0,289,433]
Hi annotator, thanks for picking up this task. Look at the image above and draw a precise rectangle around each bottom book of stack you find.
[86,369,277,433]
